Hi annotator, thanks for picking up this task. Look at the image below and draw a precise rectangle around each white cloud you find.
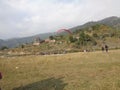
[0,0,120,39]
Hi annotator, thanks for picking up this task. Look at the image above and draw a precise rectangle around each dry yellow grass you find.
[0,50,120,90]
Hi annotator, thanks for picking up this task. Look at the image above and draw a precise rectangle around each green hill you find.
[0,16,120,49]
[70,16,120,32]
[0,16,120,55]
[1,24,120,56]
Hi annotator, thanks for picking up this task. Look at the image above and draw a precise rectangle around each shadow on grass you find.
[13,77,67,90]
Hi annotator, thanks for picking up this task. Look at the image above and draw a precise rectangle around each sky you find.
[0,0,120,39]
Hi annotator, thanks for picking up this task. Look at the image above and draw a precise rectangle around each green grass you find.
[0,50,120,90]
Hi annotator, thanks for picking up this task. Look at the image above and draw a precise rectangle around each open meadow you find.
[0,50,120,90]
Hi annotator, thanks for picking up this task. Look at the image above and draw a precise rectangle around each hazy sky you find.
[0,0,120,39]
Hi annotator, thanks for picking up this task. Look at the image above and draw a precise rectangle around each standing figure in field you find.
[0,72,2,79]
[105,45,108,52]
[101,46,104,52]
[0,72,2,90]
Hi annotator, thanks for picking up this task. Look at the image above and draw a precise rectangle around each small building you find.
[33,37,44,46]
[76,36,80,40]
[45,39,56,43]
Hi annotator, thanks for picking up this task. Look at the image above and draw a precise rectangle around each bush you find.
[69,35,77,43]
[49,36,54,40]
[93,33,98,38]
[21,44,25,48]
[0,46,8,50]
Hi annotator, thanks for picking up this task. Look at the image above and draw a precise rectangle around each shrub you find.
[0,46,8,50]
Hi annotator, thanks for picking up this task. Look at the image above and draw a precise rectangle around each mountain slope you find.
[99,16,120,29]
[0,16,120,48]
[0,33,55,48]
[70,16,120,32]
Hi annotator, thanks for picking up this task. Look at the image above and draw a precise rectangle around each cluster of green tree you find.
[10,23,120,53]
[65,24,120,49]
[47,24,120,50]
[75,24,120,39]
[91,24,120,39]
[68,31,97,49]
[0,46,8,50]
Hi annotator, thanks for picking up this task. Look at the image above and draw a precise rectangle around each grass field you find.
[0,50,120,90]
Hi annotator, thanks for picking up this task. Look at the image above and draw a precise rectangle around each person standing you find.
[101,46,104,52]
[105,45,108,52]
[0,72,2,90]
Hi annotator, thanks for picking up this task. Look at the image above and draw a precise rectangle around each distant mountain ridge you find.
[0,39,5,47]
[70,16,120,32]
[0,16,120,48]
[0,33,55,48]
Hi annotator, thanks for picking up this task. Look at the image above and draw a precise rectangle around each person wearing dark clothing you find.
[105,45,108,52]
[101,46,104,52]
[0,72,2,90]
[0,72,2,79]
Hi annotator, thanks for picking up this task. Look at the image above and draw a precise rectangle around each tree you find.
[0,46,8,50]
[69,35,77,43]
[49,36,54,40]
[79,32,87,45]
[21,44,25,48]
[79,31,96,46]
[92,24,100,30]
[93,33,98,38]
